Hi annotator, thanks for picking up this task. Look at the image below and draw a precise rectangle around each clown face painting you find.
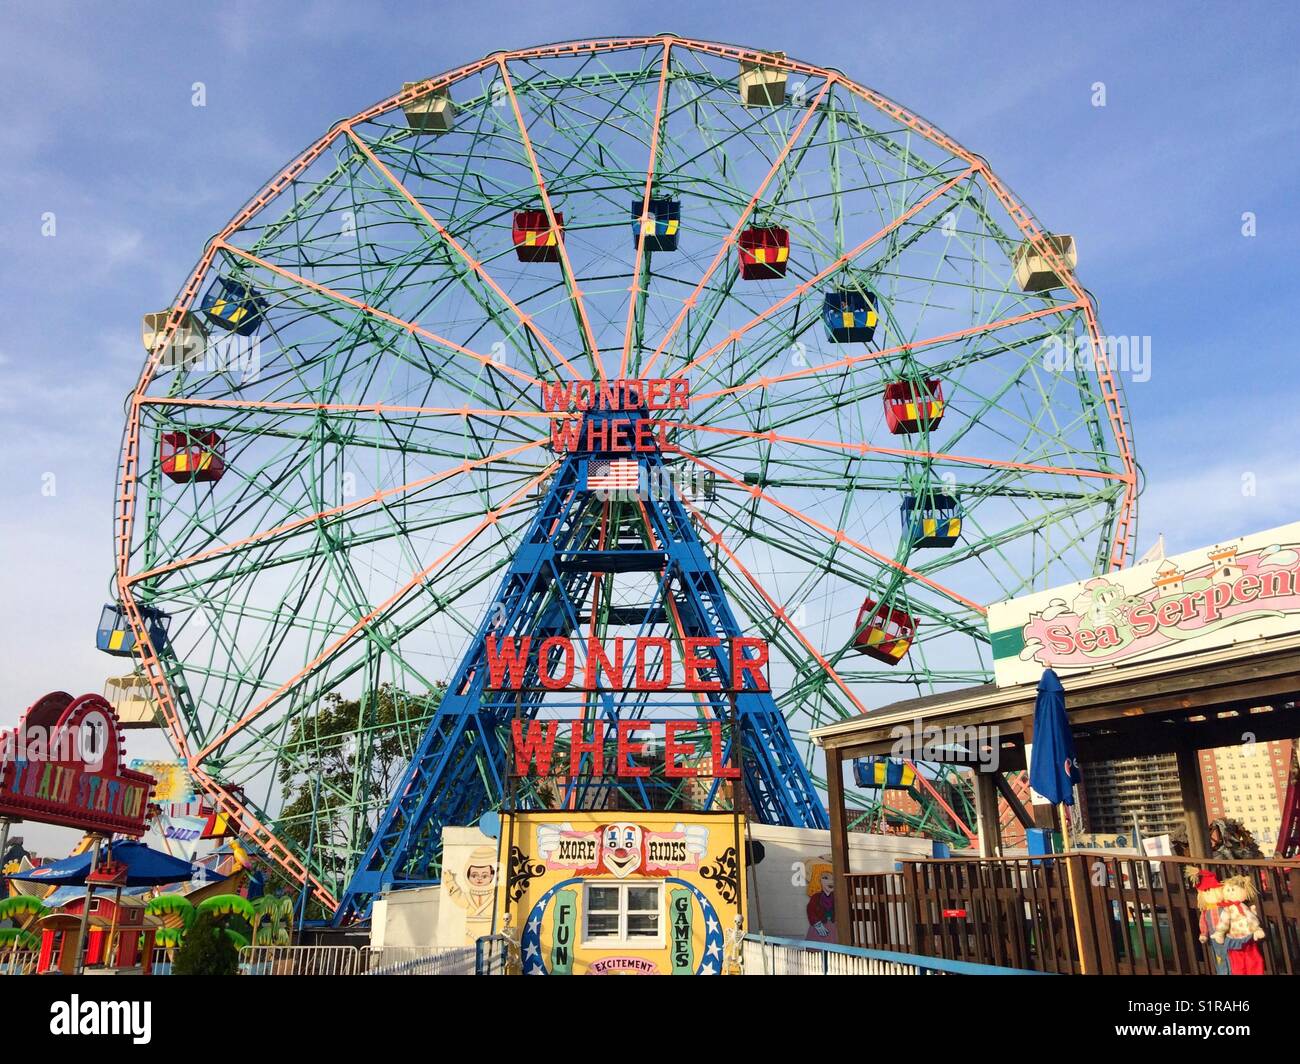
[599,823,643,878]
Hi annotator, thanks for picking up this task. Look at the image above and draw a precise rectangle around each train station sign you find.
[988,521,1300,687]
[0,691,156,837]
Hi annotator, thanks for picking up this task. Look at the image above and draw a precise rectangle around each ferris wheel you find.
[108,36,1136,909]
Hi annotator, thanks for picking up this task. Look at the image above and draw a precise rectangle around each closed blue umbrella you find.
[1029,668,1080,805]
[9,840,223,887]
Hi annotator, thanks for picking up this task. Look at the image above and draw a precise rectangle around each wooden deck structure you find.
[812,633,1300,971]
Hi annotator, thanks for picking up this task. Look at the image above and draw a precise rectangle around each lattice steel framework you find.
[112,37,1137,910]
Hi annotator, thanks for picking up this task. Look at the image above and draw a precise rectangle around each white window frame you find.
[581,880,664,948]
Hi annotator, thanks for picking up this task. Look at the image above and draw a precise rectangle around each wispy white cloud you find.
[1138,454,1300,556]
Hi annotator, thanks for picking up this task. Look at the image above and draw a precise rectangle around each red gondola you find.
[883,378,944,435]
[738,226,790,280]
[160,430,225,484]
[853,598,916,665]
[513,209,564,263]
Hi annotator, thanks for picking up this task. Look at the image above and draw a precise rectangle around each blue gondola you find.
[631,197,680,252]
[96,603,170,657]
[853,756,916,790]
[822,289,877,343]
[200,277,268,336]
[901,493,962,548]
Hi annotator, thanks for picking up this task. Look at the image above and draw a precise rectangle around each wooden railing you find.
[846,853,1300,976]
[1079,853,1299,976]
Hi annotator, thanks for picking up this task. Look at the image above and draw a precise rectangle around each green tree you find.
[278,684,443,884]
[172,911,238,976]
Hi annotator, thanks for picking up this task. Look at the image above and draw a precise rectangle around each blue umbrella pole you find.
[72,835,103,975]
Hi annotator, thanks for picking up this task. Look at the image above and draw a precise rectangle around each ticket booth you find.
[494,810,745,975]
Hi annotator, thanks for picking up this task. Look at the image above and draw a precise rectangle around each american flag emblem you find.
[588,458,641,496]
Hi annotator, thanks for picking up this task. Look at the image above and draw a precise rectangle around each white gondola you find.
[738,54,788,106]
[401,81,456,133]
[103,674,159,728]
[142,309,207,371]
[1012,233,1078,292]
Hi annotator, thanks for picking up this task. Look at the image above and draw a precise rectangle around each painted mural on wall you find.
[446,844,498,945]
[988,522,1300,686]
[801,855,836,943]
[437,826,500,947]
[496,811,744,975]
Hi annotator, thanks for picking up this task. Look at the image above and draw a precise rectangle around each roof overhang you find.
[812,632,1300,761]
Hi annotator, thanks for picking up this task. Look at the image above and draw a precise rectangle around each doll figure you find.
[1211,874,1266,975]
[1192,869,1229,975]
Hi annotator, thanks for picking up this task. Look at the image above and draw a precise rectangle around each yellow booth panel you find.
[494,811,745,975]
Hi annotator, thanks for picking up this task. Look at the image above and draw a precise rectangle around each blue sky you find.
[2,2,1298,850]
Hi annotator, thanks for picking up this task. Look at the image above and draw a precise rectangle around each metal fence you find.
[227,943,490,975]
[741,934,1042,975]
[239,944,365,975]
[363,945,478,975]
[475,935,514,975]
[0,951,38,976]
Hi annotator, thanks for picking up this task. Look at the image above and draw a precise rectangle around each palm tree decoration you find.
[145,893,195,932]
[144,893,257,958]
[153,926,186,949]
[196,894,256,924]
[251,894,293,946]
[0,894,48,930]
[0,896,48,971]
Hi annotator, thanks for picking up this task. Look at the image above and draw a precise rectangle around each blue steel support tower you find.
[334,408,826,923]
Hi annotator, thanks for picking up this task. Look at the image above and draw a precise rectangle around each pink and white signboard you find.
[987,522,1300,687]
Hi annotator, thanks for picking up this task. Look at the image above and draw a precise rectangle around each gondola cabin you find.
[160,430,225,484]
[632,197,680,252]
[901,493,962,548]
[883,378,944,435]
[96,603,170,658]
[200,277,267,336]
[513,209,564,263]
[852,598,916,665]
[853,756,917,790]
[103,674,159,728]
[823,289,878,343]
[400,81,456,133]
[738,226,790,280]
[738,54,788,106]
[141,310,207,371]
[1012,233,1077,293]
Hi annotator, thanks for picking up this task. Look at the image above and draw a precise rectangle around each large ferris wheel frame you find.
[111,36,1137,910]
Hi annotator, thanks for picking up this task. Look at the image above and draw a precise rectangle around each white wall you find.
[745,824,932,940]
[369,885,442,950]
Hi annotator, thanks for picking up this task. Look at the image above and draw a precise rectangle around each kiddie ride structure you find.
[104,38,1136,917]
